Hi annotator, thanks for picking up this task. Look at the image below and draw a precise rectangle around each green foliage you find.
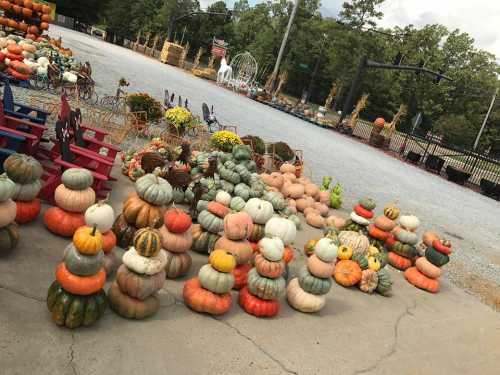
[321,176,332,191]
[272,142,295,162]
[330,183,342,209]
[127,93,163,122]
[243,135,265,155]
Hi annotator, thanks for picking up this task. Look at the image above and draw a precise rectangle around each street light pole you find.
[473,87,498,151]
[270,0,300,92]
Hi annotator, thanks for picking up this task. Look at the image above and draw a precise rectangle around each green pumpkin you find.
[0,223,19,255]
[230,196,246,212]
[0,173,15,202]
[376,268,393,296]
[392,241,417,258]
[61,168,93,190]
[288,214,302,230]
[197,200,209,213]
[234,164,252,182]
[323,227,339,243]
[172,188,185,204]
[190,167,201,176]
[234,183,250,201]
[224,160,236,170]
[343,221,368,235]
[198,264,235,294]
[192,230,220,255]
[375,252,388,268]
[220,180,234,194]
[12,180,43,202]
[248,223,265,242]
[242,160,257,172]
[198,210,224,233]
[184,188,194,203]
[220,167,241,184]
[359,197,376,211]
[135,174,173,206]
[369,238,385,251]
[47,281,107,329]
[263,191,286,211]
[218,153,233,164]
[352,252,369,270]
[63,244,104,276]
[425,247,449,267]
[232,144,252,161]
[247,268,286,300]
[298,266,332,296]
[201,188,217,202]
[4,153,43,184]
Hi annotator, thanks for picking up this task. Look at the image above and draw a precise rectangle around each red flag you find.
[59,93,71,121]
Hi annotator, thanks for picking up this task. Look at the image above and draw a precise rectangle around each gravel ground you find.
[37,26,500,304]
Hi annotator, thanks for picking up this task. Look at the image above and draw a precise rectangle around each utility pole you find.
[473,87,498,151]
[269,0,300,92]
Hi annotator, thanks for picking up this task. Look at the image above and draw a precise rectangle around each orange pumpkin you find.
[40,22,49,30]
[223,212,253,241]
[12,4,21,14]
[28,25,38,35]
[15,199,41,224]
[207,201,230,218]
[123,193,165,229]
[215,236,253,265]
[387,251,412,271]
[404,267,440,293]
[304,183,319,198]
[44,207,85,237]
[283,246,294,264]
[306,213,325,229]
[21,7,32,17]
[254,253,285,279]
[423,231,440,247]
[368,224,390,241]
[55,263,106,296]
[102,230,117,254]
[232,263,252,290]
[41,4,50,14]
[374,215,396,232]
[334,260,362,287]
[41,13,52,22]
[8,19,18,29]
[7,44,23,55]
[283,183,304,199]
[238,286,279,317]
[183,277,232,315]
[0,1,11,11]
[164,208,192,233]
[296,197,313,212]
[23,0,33,9]
[33,2,41,11]
[280,163,296,174]
[17,21,28,32]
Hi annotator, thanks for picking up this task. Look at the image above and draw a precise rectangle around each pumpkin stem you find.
[91,224,98,236]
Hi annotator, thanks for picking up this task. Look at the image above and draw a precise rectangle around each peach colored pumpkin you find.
[374,215,396,232]
[288,199,296,207]
[267,172,284,190]
[0,199,17,227]
[313,202,329,217]
[325,215,346,229]
[296,198,314,212]
[306,213,325,229]
[280,163,296,174]
[297,177,311,185]
[283,183,304,199]
[223,212,253,241]
[423,231,440,247]
[307,254,335,278]
[317,191,330,205]
[215,236,253,265]
[260,173,272,186]
[303,207,320,217]
[267,187,279,192]
[283,172,296,182]
[159,226,193,253]
[415,257,442,279]
[304,184,319,199]
[54,185,96,213]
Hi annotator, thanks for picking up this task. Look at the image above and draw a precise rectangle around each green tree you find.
[53,0,109,24]
[339,0,385,28]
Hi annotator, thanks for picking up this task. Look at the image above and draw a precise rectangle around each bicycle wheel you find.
[87,90,99,105]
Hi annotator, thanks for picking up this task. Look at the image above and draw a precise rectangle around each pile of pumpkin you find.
[0,173,19,255]
[0,0,52,40]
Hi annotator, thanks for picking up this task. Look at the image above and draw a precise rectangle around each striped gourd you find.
[133,227,162,258]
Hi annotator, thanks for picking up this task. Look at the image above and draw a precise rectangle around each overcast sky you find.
[200,0,500,58]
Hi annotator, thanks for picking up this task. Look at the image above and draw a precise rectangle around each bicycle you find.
[99,79,129,112]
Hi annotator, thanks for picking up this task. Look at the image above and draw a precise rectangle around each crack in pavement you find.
[353,300,418,375]
[0,284,45,303]
[212,317,298,375]
[68,333,78,375]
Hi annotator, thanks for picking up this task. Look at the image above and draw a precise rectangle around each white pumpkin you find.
[243,198,274,225]
[122,248,167,275]
[314,237,338,263]
[395,229,419,245]
[215,191,231,206]
[350,211,370,226]
[400,215,420,231]
[258,237,284,262]
[84,200,115,233]
[264,217,296,245]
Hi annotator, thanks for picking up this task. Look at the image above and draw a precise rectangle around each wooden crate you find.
[160,42,184,66]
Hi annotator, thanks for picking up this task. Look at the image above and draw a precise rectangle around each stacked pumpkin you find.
[84,199,118,276]
[214,210,254,289]
[160,208,193,279]
[0,173,19,255]
[191,200,225,256]
[287,237,337,313]
[404,232,451,294]
[108,226,166,319]
[387,215,420,272]
[239,237,287,317]
[3,154,42,224]
[0,1,52,40]
[112,173,172,249]
[366,203,400,251]
[47,225,107,328]
[4,43,32,80]
[343,197,376,235]
[183,249,236,315]
[44,168,95,237]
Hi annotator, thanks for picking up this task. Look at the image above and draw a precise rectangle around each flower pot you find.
[425,155,444,174]
[406,151,422,164]
[445,166,470,185]
[168,123,185,137]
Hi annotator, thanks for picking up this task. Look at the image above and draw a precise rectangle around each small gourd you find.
[73,225,103,255]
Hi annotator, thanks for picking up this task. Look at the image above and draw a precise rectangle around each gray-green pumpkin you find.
[63,244,104,276]
[352,252,369,270]
[172,188,185,204]
[232,144,252,161]
[0,174,15,202]
[298,266,332,296]
[219,167,241,184]
[197,200,209,212]
[425,247,449,267]
[376,268,393,296]
[135,174,173,206]
[288,215,302,230]
[61,168,93,190]
[263,191,286,211]
[392,241,417,258]
[230,196,246,212]
[234,164,251,182]
[247,268,286,300]
[220,180,234,194]
[192,228,220,255]
[12,180,42,201]
[198,210,224,233]
[198,264,235,294]
[234,183,250,201]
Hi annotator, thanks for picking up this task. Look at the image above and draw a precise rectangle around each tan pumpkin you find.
[338,231,369,255]
[297,177,310,185]
[282,172,296,182]
[159,226,192,253]
[123,193,165,229]
[215,236,253,265]
[304,183,319,198]
[280,163,296,174]
[306,213,325,229]
[223,212,253,241]
[415,257,442,279]
[286,278,326,313]
[313,202,329,217]
[423,231,440,247]
[374,215,396,232]
[283,183,305,199]
[307,254,335,278]
[404,267,439,293]
[254,253,285,279]
[317,191,330,205]
[359,269,378,294]
[0,199,16,227]
[296,197,313,212]
[164,251,192,279]
[116,264,165,300]
[260,173,271,185]
[325,216,346,230]
[54,185,95,213]
[267,172,284,190]
[303,207,320,217]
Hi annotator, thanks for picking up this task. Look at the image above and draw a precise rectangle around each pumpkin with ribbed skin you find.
[239,286,280,317]
[391,241,417,258]
[359,269,378,293]
[383,205,400,220]
[359,197,376,211]
[122,248,167,275]
[4,153,43,184]
[337,245,353,260]
[123,193,165,229]
[400,215,420,231]
[432,239,452,255]
[135,174,172,206]
[388,251,413,271]
[232,263,252,290]
[396,230,418,245]
[334,260,362,287]
[73,226,103,255]
[259,237,284,262]
[367,256,381,271]
[254,253,285,279]
[216,190,231,206]
[133,227,162,257]
[159,226,192,253]
[14,199,41,224]
[224,212,253,241]
[55,263,106,296]
[112,214,137,249]
[199,264,235,294]
[183,277,232,315]
[376,268,393,296]
[198,210,224,233]
[265,217,296,246]
[103,249,121,277]
[0,199,17,227]
[404,267,440,293]
[423,231,440,247]
[314,237,338,262]
[164,251,192,279]
[207,201,231,218]
[373,215,396,232]
[55,185,96,213]
[108,282,160,319]
[47,281,106,328]
[63,244,104,276]
[0,223,19,255]
[61,168,93,190]
[243,198,274,225]
[306,254,335,278]
[266,172,284,190]
[191,224,219,255]
[425,247,449,267]
[262,191,287,211]
[84,200,115,233]
[230,196,246,211]
[0,173,15,202]
[164,208,192,233]
[368,224,390,241]
[248,223,265,242]
[286,278,325,313]
[172,188,185,204]
[116,264,165,300]
[304,238,319,257]
[352,252,368,270]
[209,249,236,273]
[298,266,332,295]
[215,236,253,265]
[44,207,85,237]
[247,268,286,300]
[415,257,442,279]
[338,231,370,255]
[354,204,373,219]
[282,183,304,199]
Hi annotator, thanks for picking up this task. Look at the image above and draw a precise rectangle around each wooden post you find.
[192,48,202,72]
[349,94,369,130]
[207,54,215,70]
[179,42,189,69]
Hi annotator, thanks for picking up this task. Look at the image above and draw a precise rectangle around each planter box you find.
[446,166,470,185]
[406,151,422,164]
[425,155,444,174]
[480,179,500,199]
